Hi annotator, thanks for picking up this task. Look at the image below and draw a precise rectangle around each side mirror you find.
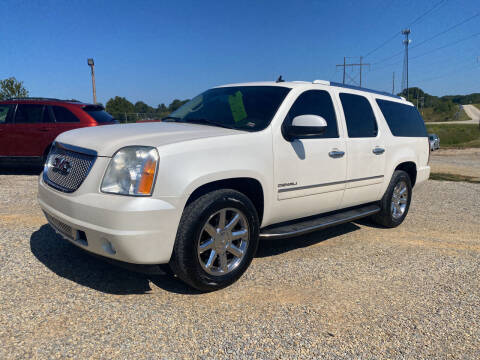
[284,115,328,140]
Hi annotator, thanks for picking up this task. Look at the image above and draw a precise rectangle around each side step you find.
[259,204,380,239]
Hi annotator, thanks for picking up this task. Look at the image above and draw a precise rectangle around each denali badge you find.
[51,157,72,175]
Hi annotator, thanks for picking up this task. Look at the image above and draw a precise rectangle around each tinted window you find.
[15,104,44,124]
[0,105,13,124]
[85,109,116,123]
[340,93,378,138]
[169,86,291,131]
[43,106,54,123]
[285,90,338,138]
[377,99,427,137]
[52,106,79,123]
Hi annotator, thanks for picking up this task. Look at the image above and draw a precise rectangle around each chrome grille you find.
[44,211,73,239]
[43,142,97,193]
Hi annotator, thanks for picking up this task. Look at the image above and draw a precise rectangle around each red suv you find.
[0,98,117,166]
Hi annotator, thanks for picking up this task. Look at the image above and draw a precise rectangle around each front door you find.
[336,92,386,208]
[272,89,347,224]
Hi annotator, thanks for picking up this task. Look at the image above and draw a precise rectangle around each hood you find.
[56,122,242,156]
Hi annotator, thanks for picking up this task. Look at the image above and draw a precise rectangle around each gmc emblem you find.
[51,157,72,175]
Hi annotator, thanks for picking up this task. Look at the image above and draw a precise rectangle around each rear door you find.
[48,105,82,145]
[10,104,52,157]
[336,92,386,208]
[0,104,15,156]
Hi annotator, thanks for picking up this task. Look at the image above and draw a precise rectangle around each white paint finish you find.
[37,80,431,265]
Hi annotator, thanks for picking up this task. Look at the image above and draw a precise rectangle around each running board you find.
[259,204,380,239]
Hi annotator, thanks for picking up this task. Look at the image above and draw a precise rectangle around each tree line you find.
[105,96,189,122]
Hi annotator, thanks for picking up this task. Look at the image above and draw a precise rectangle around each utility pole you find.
[401,29,411,100]
[392,72,395,95]
[87,58,97,104]
[336,57,371,87]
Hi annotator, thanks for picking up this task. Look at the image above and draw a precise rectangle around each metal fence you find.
[110,112,166,123]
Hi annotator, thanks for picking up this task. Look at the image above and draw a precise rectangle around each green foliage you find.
[0,77,29,100]
[426,124,480,148]
[105,96,189,122]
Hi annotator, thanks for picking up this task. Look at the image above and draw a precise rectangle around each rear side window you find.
[14,104,44,124]
[0,105,13,124]
[340,93,378,138]
[52,106,79,123]
[286,90,338,138]
[376,99,427,137]
[84,109,115,123]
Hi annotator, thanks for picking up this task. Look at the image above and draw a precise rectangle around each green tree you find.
[106,96,134,122]
[168,99,189,112]
[134,101,154,114]
[0,77,29,100]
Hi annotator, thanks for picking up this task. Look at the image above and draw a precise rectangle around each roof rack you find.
[6,97,81,102]
[329,82,401,99]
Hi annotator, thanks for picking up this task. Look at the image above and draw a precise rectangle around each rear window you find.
[52,106,80,123]
[84,109,116,123]
[376,99,427,137]
[15,104,44,124]
[340,93,378,138]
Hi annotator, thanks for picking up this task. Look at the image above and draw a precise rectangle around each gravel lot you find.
[430,148,480,179]
[1,173,479,359]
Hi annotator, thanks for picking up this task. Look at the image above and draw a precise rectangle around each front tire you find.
[169,189,259,292]
[371,170,412,228]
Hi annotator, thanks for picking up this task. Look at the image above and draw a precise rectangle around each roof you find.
[217,80,403,101]
[0,97,94,106]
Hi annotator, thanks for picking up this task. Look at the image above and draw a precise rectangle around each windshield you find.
[168,86,291,131]
[84,107,118,123]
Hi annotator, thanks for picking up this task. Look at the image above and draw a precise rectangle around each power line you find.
[407,0,447,27]
[410,31,480,60]
[410,12,479,50]
[363,0,447,59]
[371,13,479,66]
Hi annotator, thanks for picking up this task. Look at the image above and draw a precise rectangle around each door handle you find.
[372,147,385,155]
[329,149,345,158]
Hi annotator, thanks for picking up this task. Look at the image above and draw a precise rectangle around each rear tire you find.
[371,170,412,228]
[169,189,259,292]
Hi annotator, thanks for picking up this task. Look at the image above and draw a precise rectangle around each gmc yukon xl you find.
[38,80,430,291]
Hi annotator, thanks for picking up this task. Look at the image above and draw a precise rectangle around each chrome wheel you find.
[197,208,249,275]
[391,180,408,220]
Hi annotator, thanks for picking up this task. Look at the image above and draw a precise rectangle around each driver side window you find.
[286,90,339,138]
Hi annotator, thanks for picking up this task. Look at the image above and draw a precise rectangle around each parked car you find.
[38,80,430,291]
[428,133,440,151]
[0,98,117,166]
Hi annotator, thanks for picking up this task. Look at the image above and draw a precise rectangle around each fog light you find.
[102,239,116,255]
[75,231,88,246]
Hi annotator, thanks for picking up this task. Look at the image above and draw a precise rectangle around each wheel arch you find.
[394,161,417,187]
[185,177,265,224]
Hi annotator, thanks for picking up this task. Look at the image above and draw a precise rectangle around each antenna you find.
[276,75,284,83]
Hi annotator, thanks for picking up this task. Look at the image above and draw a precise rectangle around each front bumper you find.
[38,176,184,264]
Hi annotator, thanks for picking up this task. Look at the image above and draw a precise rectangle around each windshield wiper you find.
[182,118,235,130]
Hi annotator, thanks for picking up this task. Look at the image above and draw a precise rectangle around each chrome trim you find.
[54,141,98,157]
[277,175,384,193]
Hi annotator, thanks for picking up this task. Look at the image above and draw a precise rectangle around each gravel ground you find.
[430,148,480,179]
[0,173,479,359]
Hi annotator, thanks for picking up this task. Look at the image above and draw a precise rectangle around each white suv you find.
[38,80,430,291]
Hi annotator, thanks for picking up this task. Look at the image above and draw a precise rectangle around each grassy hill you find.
[426,124,480,148]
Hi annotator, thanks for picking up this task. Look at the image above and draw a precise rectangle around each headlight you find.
[101,146,159,196]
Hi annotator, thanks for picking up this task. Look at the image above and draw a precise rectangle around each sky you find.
[1,0,479,106]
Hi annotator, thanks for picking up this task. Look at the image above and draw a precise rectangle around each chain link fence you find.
[110,112,167,123]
